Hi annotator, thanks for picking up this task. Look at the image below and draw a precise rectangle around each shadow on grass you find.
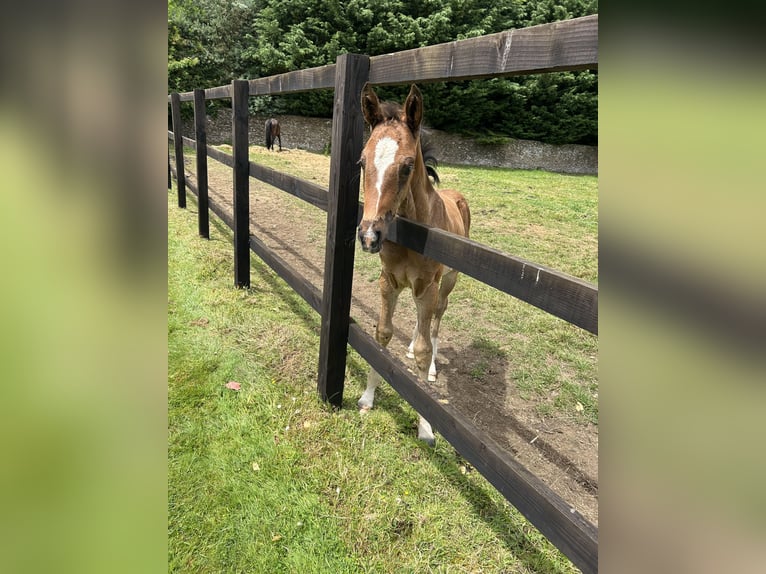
[341,348,571,574]
[424,445,570,574]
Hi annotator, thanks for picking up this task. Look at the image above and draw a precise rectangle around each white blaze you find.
[373,136,398,211]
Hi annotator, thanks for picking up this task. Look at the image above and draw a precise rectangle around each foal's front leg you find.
[358,273,401,411]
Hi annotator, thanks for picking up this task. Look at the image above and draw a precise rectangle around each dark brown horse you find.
[356,83,471,445]
[265,118,281,151]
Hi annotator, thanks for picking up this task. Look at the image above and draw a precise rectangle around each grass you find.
[168,187,583,573]
[186,143,598,424]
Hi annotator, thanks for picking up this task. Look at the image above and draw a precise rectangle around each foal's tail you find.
[265,119,273,150]
[424,156,440,185]
[420,128,440,184]
[457,196,471,237]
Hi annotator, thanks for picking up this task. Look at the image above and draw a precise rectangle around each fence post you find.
[193,89,210,239]
[317,53,370,406]
[170,92,186,208]
[231,79,250,288]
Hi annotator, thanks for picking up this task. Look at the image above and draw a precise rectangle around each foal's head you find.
[357,83,425,253]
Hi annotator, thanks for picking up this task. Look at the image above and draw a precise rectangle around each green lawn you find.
[168,186,583,573]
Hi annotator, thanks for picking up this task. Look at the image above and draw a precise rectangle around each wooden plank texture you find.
[232,79,250,288]
[369,14,597,85]
[248,64,336,96]
[347,322,598,574]
[205,85,231,100]
[387,217,598,334]
[249,161,329,212]
[316,53,370,406]
[206,145,234,168]
[194,89,210,238]
[168,16,596,101]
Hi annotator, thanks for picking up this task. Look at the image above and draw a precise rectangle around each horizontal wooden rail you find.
[205,145,234,168]
[171,64,337,102]
[601,235,766,358]
[248,64,336,96]
[249,162,329,212]
[204,85,231,100]
[173,85,232,102]
[369,14,597,85]
[388,217,598,334]
[347,322,598,574]
[168,15,597,103]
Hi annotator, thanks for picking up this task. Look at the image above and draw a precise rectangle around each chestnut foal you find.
[356,83,471,445]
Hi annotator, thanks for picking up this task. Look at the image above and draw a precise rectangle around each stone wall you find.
[184,113,597,175]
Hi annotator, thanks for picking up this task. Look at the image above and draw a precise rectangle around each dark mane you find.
[379,101,402,121]
[420,128,440,185]
[377,101,440,185]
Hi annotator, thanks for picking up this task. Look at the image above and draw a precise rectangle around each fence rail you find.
[168,14,598,574]
[170,14,597,101]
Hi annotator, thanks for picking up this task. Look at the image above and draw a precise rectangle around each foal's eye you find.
[401,159,414,176]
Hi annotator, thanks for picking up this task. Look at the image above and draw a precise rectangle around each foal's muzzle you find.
[358,220,384,253]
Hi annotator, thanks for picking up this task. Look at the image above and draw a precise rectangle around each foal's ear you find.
[404,84,423,135]
[361,83,383,128]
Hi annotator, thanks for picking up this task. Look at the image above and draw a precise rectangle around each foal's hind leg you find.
[358,273,402,411]
[428,269,459,381]
[408,269,459,382]
[411,279,440,445]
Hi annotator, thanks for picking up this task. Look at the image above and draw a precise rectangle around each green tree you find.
[168,0,598,145]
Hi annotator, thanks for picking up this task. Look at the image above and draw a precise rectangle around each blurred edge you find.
[600,8,766,574]
[0,2,167,574]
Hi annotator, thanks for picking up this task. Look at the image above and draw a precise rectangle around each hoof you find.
[357,399,372,412]
[427,373,437,382]
[406,350,415,359]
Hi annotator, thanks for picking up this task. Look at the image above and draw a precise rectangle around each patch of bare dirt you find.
[179,147,598,526]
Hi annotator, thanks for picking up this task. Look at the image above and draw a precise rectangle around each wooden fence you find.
[168,14,598,573]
